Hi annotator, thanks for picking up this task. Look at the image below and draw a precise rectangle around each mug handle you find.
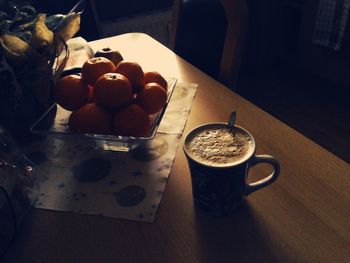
[245,154,280,195]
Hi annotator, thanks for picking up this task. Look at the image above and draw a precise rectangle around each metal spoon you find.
[227,110,236,129]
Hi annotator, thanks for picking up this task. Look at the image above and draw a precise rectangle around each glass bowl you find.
[30,77,177,151]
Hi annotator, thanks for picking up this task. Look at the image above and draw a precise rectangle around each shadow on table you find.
[193,201,280,262]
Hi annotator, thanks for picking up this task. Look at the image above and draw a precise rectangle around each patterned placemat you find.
[24,82,197,222]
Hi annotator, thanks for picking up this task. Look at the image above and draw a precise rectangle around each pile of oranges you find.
[54,50,168,137]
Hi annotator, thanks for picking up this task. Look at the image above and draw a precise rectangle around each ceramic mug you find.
[183,112,280,215]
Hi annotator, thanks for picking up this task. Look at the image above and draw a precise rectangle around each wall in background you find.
[94,0,173,21]
[90,0,173,46]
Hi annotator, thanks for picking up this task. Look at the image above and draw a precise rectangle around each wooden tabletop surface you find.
[3,33,350,263]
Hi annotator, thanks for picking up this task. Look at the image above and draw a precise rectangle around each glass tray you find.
[30,78,177,152]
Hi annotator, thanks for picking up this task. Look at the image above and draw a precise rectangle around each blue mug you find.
[183,122,280,216]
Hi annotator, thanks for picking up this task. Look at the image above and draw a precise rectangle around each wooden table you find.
[3,33,350,263]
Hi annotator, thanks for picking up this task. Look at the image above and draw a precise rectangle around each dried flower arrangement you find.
[0,0,81,138]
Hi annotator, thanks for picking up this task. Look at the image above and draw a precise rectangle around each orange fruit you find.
[93,73,133,109]
[87,84,94,102]
[135,82,167,114]
[54,74,90,111]
[81,57,116,85]
[113,104,151,137]
[94,48,124,67]
[69,102,112,134]
[144,71,168,91]
[115,61,144,92]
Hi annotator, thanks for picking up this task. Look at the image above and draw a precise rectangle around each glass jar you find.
[0,125,39,256]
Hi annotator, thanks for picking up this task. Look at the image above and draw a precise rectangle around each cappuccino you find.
[184,124,255,167]
[183,120,280,215]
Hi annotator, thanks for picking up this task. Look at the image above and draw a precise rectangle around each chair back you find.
[170,0,248,90]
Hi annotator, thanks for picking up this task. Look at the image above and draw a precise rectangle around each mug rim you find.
[182,122,256,168]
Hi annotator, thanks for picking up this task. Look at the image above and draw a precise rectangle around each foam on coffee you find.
[185,124,254,167]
